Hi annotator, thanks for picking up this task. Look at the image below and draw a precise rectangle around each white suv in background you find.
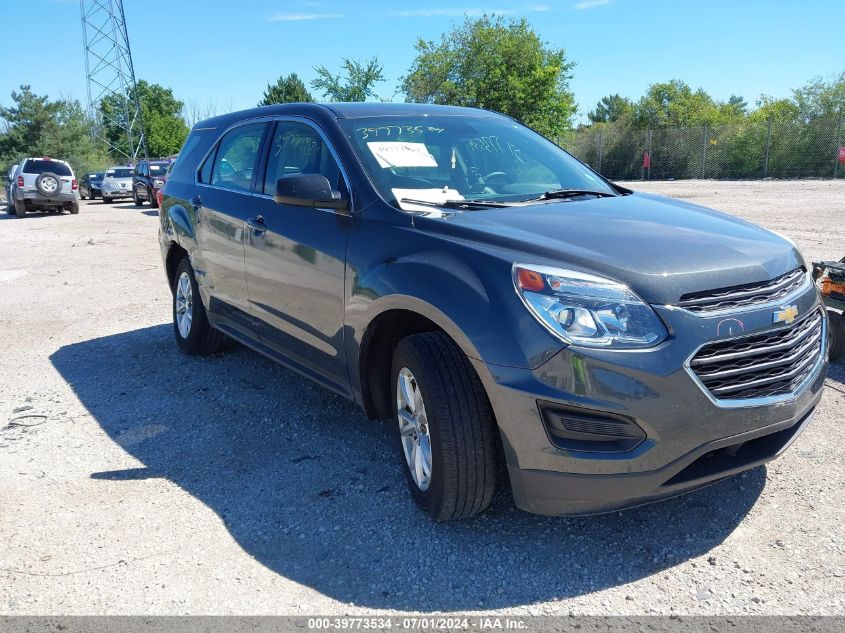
[6,157,79,217]
[101,166,134,203]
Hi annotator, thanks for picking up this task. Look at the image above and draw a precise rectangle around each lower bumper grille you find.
[689,308,824,400]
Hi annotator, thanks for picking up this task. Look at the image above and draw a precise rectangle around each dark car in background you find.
[158,103,828,521]
[132,159,171,208]
[79,172,104,200]
[154,161,174,209]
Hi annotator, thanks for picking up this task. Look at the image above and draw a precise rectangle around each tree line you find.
[1,13,842,180]
[567,74,845,181]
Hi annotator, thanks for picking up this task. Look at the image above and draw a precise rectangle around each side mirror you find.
[274,174,347,211]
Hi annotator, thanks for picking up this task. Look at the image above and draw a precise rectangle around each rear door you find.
[243,119,351,394]
[192,121,269,338]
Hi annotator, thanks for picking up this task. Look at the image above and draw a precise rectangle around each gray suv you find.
[7,157,79,216]
[158,103,828,520]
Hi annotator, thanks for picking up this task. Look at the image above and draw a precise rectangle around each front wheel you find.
[172,258,224,355]
[149,188,159,209]
[133,188,143,206]
[391,331,498,521]
[102,196,112,204]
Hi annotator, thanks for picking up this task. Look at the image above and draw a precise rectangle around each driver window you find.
[211,123,266,192]
[263,122,342,195]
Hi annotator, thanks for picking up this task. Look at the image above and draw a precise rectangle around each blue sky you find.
[1,0,843,123]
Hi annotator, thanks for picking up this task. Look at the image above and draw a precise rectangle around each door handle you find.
[247,215,266,235]
[190,195,202,211]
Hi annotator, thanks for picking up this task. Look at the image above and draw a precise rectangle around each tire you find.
[149,187,159,209]
[391,331,497,521]
[133,188,143,206]
[14,200,26,217]
[80,189,87,201]
[35,172,62,197]
[172,257,225,355]
[102,196,112,204]
[829,310,845,362]
[69,202,79,215]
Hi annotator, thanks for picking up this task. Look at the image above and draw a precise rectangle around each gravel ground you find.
[1,181,844,616]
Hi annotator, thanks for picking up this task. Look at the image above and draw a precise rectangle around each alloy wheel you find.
[175,271,193,338]
[396,367,433,491]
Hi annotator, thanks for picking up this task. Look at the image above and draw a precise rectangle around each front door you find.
[193,121,268,337]
[243,120,351,395]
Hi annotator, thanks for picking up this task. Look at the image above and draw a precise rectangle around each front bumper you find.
[101,184,132,197]
[473,287,828,515]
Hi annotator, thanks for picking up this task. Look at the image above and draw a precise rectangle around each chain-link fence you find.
[559,113,845,180]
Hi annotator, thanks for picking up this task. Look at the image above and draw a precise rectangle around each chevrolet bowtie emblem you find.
[773,305,799,325]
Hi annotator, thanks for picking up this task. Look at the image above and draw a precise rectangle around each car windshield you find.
[22,159,72,176]
[339,115,615,210]
[106,168,133,178]
[149,164,168,175]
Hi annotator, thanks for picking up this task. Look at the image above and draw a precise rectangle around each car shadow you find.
[50,324,765,610]
[0,211,70,221]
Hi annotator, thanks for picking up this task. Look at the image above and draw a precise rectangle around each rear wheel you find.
[13,200,26,217]
[391,331,497,521]
[149,187,159,209]
[69,202,79,215]
[133,188,143,206]
[102,196,112,204]
[172,258,225,355]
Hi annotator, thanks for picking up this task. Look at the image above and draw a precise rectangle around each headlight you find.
[153,179,165,188]
[513,264,668,349]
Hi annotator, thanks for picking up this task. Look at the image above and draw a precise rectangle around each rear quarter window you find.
[23,160,72,176]
[169,129,215,184]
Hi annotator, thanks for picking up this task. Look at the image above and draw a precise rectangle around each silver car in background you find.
[101,166,134,203]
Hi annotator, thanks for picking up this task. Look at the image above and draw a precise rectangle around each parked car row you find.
[4,156,175,216]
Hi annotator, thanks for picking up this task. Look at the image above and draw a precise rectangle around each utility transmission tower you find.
[80,0,147,162]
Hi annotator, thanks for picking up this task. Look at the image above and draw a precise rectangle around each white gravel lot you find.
[1,181,844,616]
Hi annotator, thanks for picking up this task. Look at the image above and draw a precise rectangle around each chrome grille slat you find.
[678,267,806,314]
[689,308,824,401]
[689,311,821,365]
[694,329,822,380]
[708,344,820,395]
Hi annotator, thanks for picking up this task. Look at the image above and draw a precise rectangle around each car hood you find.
[413,192,803,305]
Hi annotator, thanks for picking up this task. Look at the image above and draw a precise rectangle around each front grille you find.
[677,267,807,313]
[689,308,823,400]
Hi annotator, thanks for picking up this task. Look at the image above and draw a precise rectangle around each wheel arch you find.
[356,298,486,420]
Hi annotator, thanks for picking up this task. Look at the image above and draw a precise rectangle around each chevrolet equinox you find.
[158,103,828,520]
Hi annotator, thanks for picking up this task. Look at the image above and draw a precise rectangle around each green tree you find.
[633,80,721,128]
[791,70,845,119]
[259,73,314,106]
[0,86,109,177]
[719,94,748,119]
[100,80,189,158]
[311,58,384,102]
[587,94,633,124]
[0,85,62,162]
[401,15,576,137]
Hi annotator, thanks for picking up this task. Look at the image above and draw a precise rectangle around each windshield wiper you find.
[399,198,514,210]
[528,188,617,201]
